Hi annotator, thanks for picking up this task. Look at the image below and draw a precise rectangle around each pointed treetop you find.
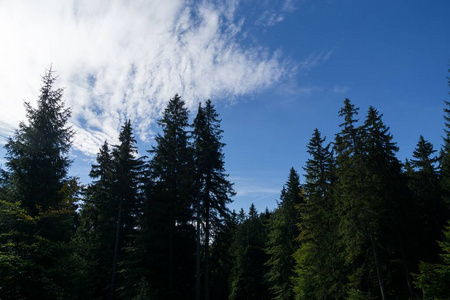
[338,98,359,129]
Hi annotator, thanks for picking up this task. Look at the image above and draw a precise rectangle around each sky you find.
[0,0,449,213]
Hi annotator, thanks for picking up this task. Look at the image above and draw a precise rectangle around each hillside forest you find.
[1,69,450,299]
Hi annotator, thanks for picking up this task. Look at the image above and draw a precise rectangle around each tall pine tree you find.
[1,68,78,299]
[145,94,195,298]
[292,129,345,299]
[265,168,303,300]
[110,120,146,299]
[193,99,234,300]
[74,141,115,299]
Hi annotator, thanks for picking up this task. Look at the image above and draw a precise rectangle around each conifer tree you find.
[265,168,303,300]
[292,129,345,299]
[334,99,370,297]
[193,99,234,300]
[109,120,146,299]
[145,94,195,298]
[74,141,115,298]
[361,106,405,298]
[209,211,238,300]
[334,100,397,298]
[1,68,78,298]
[5,67,74,215]
[407,136,444,264]
[78,121,146,300]
[413,221,450,298]
[229,204,271,300]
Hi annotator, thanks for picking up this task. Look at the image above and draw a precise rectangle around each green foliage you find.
[229,204,271,300]
[5,68,73,216]
[413,222,450,299]
[292,129,347,299]
[265,168,303,300]
[3,69,450,300]
[0,69,78,299]
[193,99,235,300]
[407,136,445,264]
[142,94,196,298]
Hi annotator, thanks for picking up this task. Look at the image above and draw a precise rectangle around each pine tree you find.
[209,211,238,300]
[1,68,78,298]
[413,221,450,298]
[361,106,405,298]
[145,94,196,298]
[193,100,235,300]
[407,136,444,264]
[265,168,303,300]
[229,204,271,300]
[5,67,74,215]
[76,121,146,300]
[334,100,399,298]
[292,129,345,299]
[334,99,371,297]
[74,141,115,299]
[110,120,146,299]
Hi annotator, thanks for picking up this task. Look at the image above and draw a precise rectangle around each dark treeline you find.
[1,69,450,300]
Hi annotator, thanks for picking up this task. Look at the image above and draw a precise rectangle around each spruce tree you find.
[413,221,450,298]
[334,100,398,298]
[334,99,369,297]
[5,67,74,215]
[193,99,234,300]
[74,141,115,298]
[77,121,145,300]
[407,136,444,264]
[265,168,303,300]
[361,106,405,298]
[292,129,345,299]
[1,68,78,298]
[229,204,271,300]
[145,94,195,298]
[110,120,146,299]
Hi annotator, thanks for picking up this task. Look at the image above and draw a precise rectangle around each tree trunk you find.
[110,200,122,300]
[169,222,174,294]
[370,235,387,300]
[204,198,210,300]
[399,239,416,299]
[196,197,202,300]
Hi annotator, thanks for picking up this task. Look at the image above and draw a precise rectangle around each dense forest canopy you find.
[1,68,450,300]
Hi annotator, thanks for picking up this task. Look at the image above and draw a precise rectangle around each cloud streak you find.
[0,0,290,155]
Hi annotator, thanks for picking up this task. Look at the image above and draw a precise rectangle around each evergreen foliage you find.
[407,136,444,263]
[292,129,345,299]
[229,204,271,300]
[144,94,195,298]
[2,68,450,300]
[0,68,78,299]
[193,99,235,300]
[265,168,303,300]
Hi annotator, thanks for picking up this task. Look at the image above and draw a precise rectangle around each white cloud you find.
[255,0,298,27]
[333,85,349,93]
[231,176,280,198]
[0,0,289,156]
[298,50,333,74]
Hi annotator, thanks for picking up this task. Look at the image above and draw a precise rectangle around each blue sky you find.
[0,0,449,213]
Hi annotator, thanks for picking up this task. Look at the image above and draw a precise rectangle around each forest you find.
[1,69,450,300]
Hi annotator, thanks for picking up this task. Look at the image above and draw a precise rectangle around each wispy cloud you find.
[299,50,334,74]
[333,85,349,93]
[255,0,298,27]
[231,176,280,199]
[0,0,290,156]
